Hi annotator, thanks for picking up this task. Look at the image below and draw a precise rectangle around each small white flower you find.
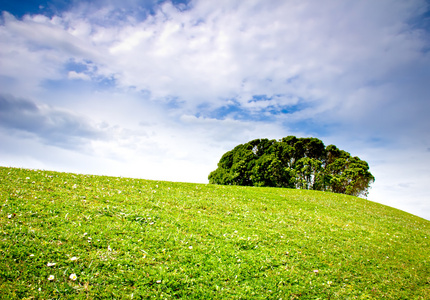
[313,270,319,274]
[156,280,162,284]
[69,273,77,281]
[108,245,112,251]
[29,254,35,257]
[48,275,55,281]
[47,262,56,267]
[7,214,12,219]
[70,256,78,261]
[188,246,193,250]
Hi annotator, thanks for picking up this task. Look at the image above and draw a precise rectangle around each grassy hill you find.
[1,166,429,299]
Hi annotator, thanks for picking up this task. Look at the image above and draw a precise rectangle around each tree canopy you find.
[208,136,375,197]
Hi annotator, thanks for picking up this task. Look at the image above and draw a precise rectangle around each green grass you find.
[1,166,429,299]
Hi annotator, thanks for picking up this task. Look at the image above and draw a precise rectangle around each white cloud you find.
[68,71,91,80]
[367,146,430,220]
[2,1,428,114]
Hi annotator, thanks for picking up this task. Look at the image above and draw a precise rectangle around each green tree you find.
[294,157,324,190]
[208,136,375,197]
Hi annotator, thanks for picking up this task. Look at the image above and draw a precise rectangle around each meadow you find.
[1,166,429,299]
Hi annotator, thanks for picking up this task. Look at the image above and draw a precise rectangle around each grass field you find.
[1,166,429,299]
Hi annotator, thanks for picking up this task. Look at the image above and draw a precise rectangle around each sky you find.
[1,0,429,220]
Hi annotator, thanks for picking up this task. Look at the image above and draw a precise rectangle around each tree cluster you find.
[208,136,375,197]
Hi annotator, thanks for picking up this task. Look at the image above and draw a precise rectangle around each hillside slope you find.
[1,167,429,299]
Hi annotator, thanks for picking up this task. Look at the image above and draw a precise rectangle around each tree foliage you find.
[208,136,375,197]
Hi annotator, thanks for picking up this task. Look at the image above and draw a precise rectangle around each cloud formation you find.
[0,94,106,148]
[0,0,429,219]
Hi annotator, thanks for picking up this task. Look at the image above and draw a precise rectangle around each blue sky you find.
[1,0,430,220]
